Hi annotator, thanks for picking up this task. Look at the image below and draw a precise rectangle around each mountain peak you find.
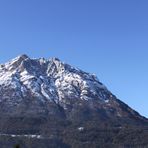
[3,54,29,71]
[18,54,29,59]
[11,54,29,63]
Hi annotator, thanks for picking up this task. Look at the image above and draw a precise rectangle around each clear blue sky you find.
[0,0,148,117]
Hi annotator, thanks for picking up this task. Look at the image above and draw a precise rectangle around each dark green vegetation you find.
[0,100,147,148]
[0,125,148,148]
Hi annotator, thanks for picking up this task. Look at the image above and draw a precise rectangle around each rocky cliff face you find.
[0,55,147,148]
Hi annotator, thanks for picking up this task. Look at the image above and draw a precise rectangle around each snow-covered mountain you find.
[0,54,148,148]
[0,54,147,118]
[0,54,109,107]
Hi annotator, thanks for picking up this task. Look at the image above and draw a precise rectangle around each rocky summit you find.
[0,55,147,148]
